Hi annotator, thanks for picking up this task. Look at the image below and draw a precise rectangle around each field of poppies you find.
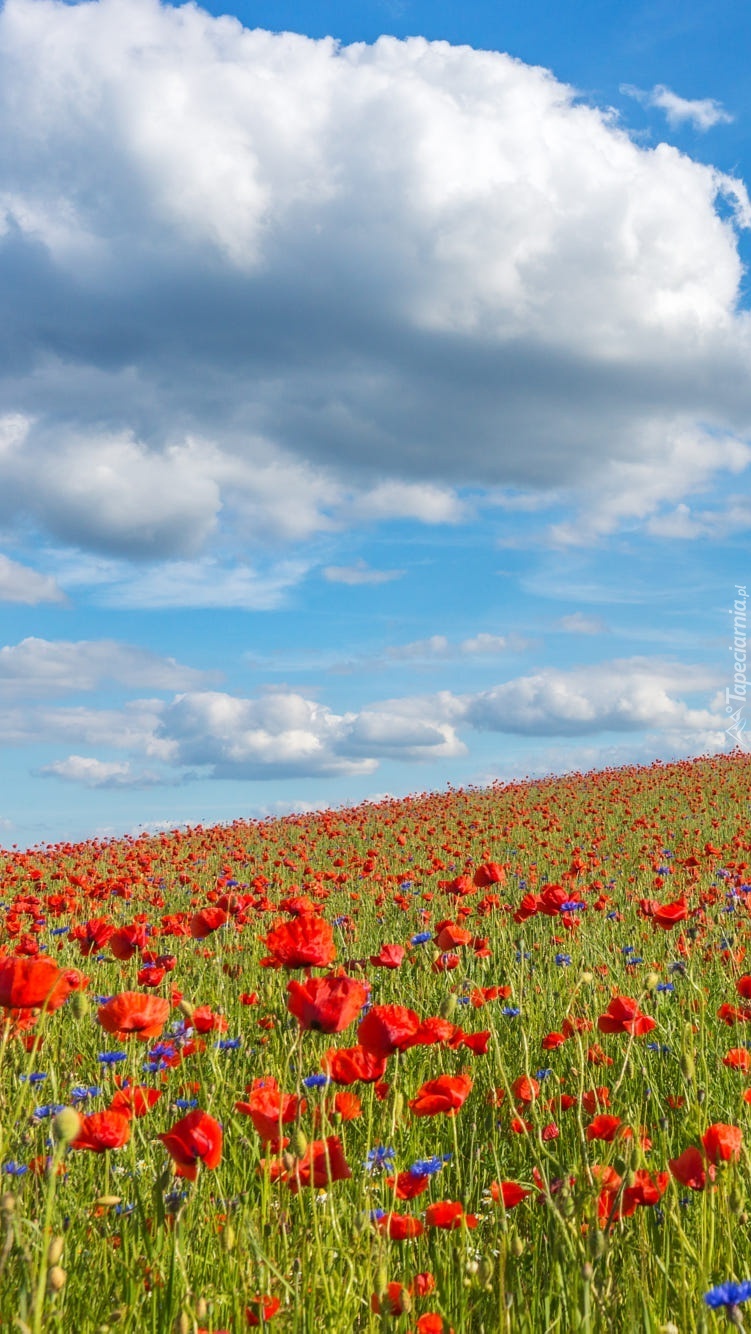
[2,752,751,1332]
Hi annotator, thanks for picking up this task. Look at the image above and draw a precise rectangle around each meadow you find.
[2,751,751,1333]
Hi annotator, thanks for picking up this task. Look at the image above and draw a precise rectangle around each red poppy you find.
[425,1201,477,1230]
[267,1135,352,1193]
[72,1110,131,1153]
[376,1211,425,1240]
[320,1091,362,1122]
[262,917,336,970]
[652,898,688,929]
[358,1004,421,1056]
[411,1273,436,1298]
[409,1074,473,1117]
[321,1044,387,1085]
[190,907,228,939]
[723,1048,751,1071]
[581,1087,610,1115]
[109,924,149,960]
[597,995,656,1037]
[586,1115,624,1142]
[0,957,71,1011]
[109,1085,163,1118]
[490,1181,530,1208]
[402,1016,460,1049]
[511,1075,539,1104]
[435,924,473,951]
[286,974,369,1034]
[542,1032,567,1050]
[369,944,406,969]
[668,1146,713,1190]
[473,862,505,887]
[415,1316,454,1334]
[235,1085,306,1144]
[246,1296,281,1326]
[158,1110,223,1181]
[737,975,751,1000]
[98,992,171,1042]
[461,1030,490,1055]
[190,1005,228,1034]
[386,1171,430,1201]
[702,1122,742,1164]
[620,1169,669,1215]
[371,1284,411,1317]
[70,918,114,956]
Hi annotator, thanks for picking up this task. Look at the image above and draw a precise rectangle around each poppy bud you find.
[392,1092,404,1121]
[195,1299,208,1321]
[47,1266,66,1294]
[70,991,89,1020]
[375,1263,389,1299]
[173,1314,190,1334]
[47,1236,64,1266]
[52,1107,83,1145]
[178,1000,196,1020]
[221,1224,235,1254]
[680,1052,695,1083]
[440,995,457,1020]
[1,1193,15,1216]
[94,1196,122,1208]
[510,1232,524,1257]
[580,972,594,985]
[478,1256,494,1288]
[581,1263,593,1283]
[645,972,660,992]
[465,1259,479,1276]
[588,1227,605,1259]
[290,1127,308,1158]
[729,1182,745,1214]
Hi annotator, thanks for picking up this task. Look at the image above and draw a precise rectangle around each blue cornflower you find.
[173,1099,198,1110]
[50,926,70,936]
[114,1203,135,1216]
[410,932,432,945]
[704,1280,751,1309]
[98,1051,127,1065]
[560,901,584,913]
[656,983,674,993]
[369,1209,386,1222]
[455,996,471,1006]
[70,1086,102,1103]
[625,957,644,966]
[94,996,114,1005]
[332,916,348,927]
[554,954,571,967]
[143,1060,169,1073]
[19,1072,47,1084]
[215,1038,241,1050]
[606,911,618,920]
[33,1104,65,1120]
[535,1069,553,1081]
[365,1145,395,1173]
[409,1154,451,1177]
[622,945,634,955]
[400,881,413,890]
[302,1074,330,1089]
[2,1162,28,1176]
[502,1006,521,1018]
[656,867,671,876]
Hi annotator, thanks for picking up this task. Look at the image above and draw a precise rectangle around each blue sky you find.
[0,0,749,847]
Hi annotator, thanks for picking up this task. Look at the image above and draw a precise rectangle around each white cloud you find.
[0,553,65,604]
[385,632,530,661]
[0,0,748,563]
[0,637,214,698]
[37,755,168,787]
[556,612,609,635]
[323,561,404,585]
[622,83,734,131]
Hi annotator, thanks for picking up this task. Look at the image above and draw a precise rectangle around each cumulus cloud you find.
[36,755,169,787]
[0,637,213,698]
[22,655,730,786]
[622,83,734,131]
[385,632,530,661]
[0,0,748,567]
[0,553,65,603]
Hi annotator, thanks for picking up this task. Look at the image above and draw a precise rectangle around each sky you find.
[0,0,749,848]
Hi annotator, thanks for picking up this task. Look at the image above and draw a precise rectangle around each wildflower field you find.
[3,753,751,1334]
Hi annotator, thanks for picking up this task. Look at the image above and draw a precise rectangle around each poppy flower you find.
[511,1075,540,1104]
[246,1296,281,1326]
[386,1171,430,1201]
[402,1016,460,1049]
[415,1316,454,1334]
[235,1085,306,1145]
[262,917,336,970]
[473,862,505,887]
[668,1146,714,1191]
[435,924,473,951]
[425,1201,477,1230]
[321,1044,387,1085]
[652,898,688,929]
[286,974,369,1034]
[319,1091,362,1122]
[358,1004,421,1056]
[411,1273,436,1298]
[490,1181,530,1208]
[158,1109,223,1181]
[702,1122,742,1164]
[723,1048,751,1071]
[369,944,406,969]
[620,1169,669,1215]
[109,924,149,961]
[109,1085,163,1118]
[376,1211,425,1240]
[597,996,656,1037]
[98,992,171,1042]
[542,1032,567,1050]
[586,1115,624,1143]
[370,1284,411,1316]
[72,1110,131,1153]
[190,907,228,938]
[0,957,71,1011]
[70,918,115,956]
[409,1074,473,1118]
[267,1136,352,1193]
